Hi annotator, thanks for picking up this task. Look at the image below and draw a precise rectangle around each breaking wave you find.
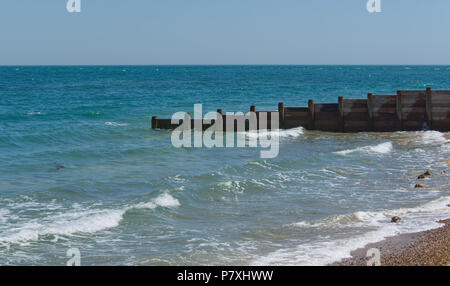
[333,142,393,156]
[0,193,180,245]
[252,196,450,266]
[244,127,304,139]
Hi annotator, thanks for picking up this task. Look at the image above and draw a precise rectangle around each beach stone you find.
[391,216,401,223]
[442,171,447,174]
[418,170,432,179]
[446,161,450,165]
[415,183,425,188]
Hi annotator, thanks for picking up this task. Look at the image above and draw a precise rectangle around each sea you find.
[0,65,449,265]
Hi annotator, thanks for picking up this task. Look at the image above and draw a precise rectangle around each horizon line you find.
[2,64,450,67]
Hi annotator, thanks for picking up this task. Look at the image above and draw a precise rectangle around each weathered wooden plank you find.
[285,107,309,112]
[285,114,308,121]
[315,103,339,112]
[284,119,308,128]
[375,108,397,114]
[343,107,368,113]
[316,112,340,121]
[344,112,369,121]
[152,89,448,133]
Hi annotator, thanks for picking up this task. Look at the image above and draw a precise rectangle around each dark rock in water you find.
[415,183,424,188]
[417,170,432,179]
[55,164,65,171]
[391,216,401,223]
[441,171,447,174]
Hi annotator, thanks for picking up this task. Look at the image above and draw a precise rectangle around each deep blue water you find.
[0,66,449,265]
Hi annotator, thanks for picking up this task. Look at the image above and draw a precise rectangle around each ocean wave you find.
[217,181,245,194]
[290,196,450,230]
[244,127,304,139]
[253,196,450,266]
[419,131,448,145]
[26,111,44,116]
[105,121,129,127]
[246,160,280,170]
[333,142,393,156]
[0,209,126,245]
[0,209,11,224]
[0,193,180,245]
[395,130,448,147]
[134,193,181,209]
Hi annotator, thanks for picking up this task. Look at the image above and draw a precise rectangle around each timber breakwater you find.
[152,88,450,132]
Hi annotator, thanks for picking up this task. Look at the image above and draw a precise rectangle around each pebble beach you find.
[332,157,450,267]
[332,218,450,266]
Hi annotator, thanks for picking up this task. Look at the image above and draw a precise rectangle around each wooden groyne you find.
[151,88,450,132]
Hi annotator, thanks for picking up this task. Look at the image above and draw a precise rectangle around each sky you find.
[1,0,450,65]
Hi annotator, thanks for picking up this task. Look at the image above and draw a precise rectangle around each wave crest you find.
[244,127,304,139]
[0,193,180,245]
[333,142,393,156]
[254,196,450,266]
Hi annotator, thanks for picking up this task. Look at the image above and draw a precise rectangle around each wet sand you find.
[331,218,450,266]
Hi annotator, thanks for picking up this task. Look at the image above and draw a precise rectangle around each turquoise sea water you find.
[0,66,449,265]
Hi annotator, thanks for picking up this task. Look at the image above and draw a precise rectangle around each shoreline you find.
[332,140,449,266]
[330,218,450,266]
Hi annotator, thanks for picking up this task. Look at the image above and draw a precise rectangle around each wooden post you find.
[278,102,285,129]
[215,109,224,131]
[338,96,344,132]
[425,87,432,129]
[151,116,158,129]
[308,99,315,130]
[396,91,403,130]
[250,105,257,130]
[367,93,374,131]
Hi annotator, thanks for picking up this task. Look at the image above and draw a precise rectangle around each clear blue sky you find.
[1,0,450,65]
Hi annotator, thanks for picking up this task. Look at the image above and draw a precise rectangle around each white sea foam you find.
[278,127,304,138]
[419,131,448,145]
[245,127,304,139]
[333,142,393,156]
[0,209,11,224]
[252,196,450,266]
[0,209,126,245]
[105,121,129,127]
[27,111,43,115]
[217,181,244,194]
[247,160,279,170]
[396,130,448,147]
[0,193,180,245]
[134,193,181,209]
